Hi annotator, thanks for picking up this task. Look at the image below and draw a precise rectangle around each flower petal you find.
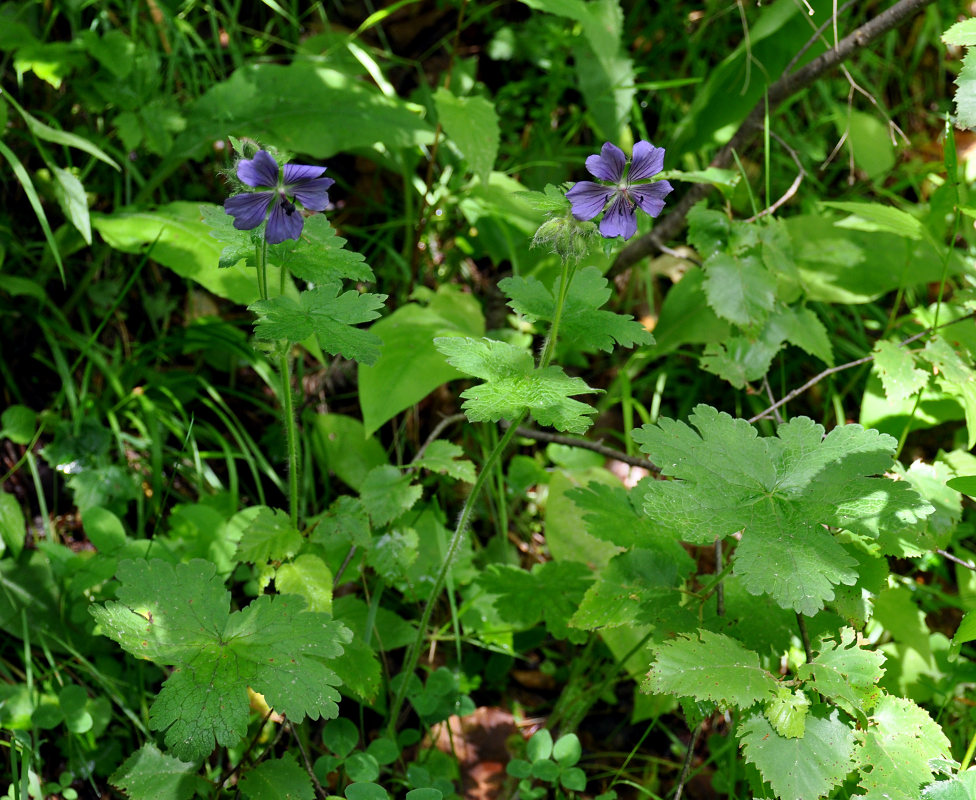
[599,193,637,239]
[585,142,626,182]
[283,163,327,183]
[627,141,666,182]
[291,176,335,212]
[225,191,274,230]
[566,181,612,220]
[630,181,674,218]
[265,197,305,244]
[237,150,280,189]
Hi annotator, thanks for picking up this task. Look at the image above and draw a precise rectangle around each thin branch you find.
[508,424,660,472]
[937,549,976,571]
[748,311,976,424]
[672,724,702,800]
[610,0,937,276]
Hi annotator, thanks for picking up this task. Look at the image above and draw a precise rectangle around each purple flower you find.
[566,141,674,240]
[224,150,335,244]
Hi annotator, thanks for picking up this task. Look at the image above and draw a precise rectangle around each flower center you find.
[280,193,297,216]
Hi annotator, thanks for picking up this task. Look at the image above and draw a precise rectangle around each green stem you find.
[279,351,300,528]
[255,239,300,527]
[388,409,527,733]
[539,256,572,369]
[389,249,580,733]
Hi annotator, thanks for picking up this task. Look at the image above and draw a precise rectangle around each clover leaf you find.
[90,559,351,761]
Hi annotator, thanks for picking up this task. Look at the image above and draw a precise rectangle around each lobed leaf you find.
[435,337,599,433]
[499,266,653,354]
[634,406,933,613]
[249,282,386,363]
[91,559,350,761]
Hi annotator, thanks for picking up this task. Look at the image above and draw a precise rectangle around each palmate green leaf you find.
[571,548,689,630]
[249,282,386,364]
[739,709,855,800]
[109,743,197,800]
[434,337,599,434]
[643,629,778,708]
[567,479,692,560]
[236,506,303,564]
[796,627,885,720]
[633,407,933,614]
[238,753,313,800]
[856,695,951,800]
[90,560,351,761]
[499,266,653,353]
[477,561,592,641]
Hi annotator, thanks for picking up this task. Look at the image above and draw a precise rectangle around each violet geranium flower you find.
[566,141,673,240]
[224,149,335,244]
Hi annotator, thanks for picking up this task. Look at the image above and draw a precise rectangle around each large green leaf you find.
[169,62,433,163]
[633,407,933,614]
[856,695,951,799]
[109,744,197,800]
[358,287,484,436]
[94,202,292,305]
[91,559,350,761]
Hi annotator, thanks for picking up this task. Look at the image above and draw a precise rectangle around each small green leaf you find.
[239,753,314,800]
[322,718,359,758]
[344,783,389,800]
[250,282,386,364]
[276,554,333,614]
[0,405,37,445]
[824,201,926,241]
[950,609,976,658]
[531,759,560,782]
[51,166,91,244]
[0,491,27,558]
[796,627,884,719]
[499,266,653,354]
[943,17,976,46]
[873,340,928,402]
[345,752,380,783]
[560,767,587,792]
[413,440,476,483]
[360,466,422,527]
[507,759,532,779]
[435,337,599,433]
[527,729,553,762]
[236,507,303,563]
[763,686,809,739]
[702,252,776,329]
[553,733,582,766]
